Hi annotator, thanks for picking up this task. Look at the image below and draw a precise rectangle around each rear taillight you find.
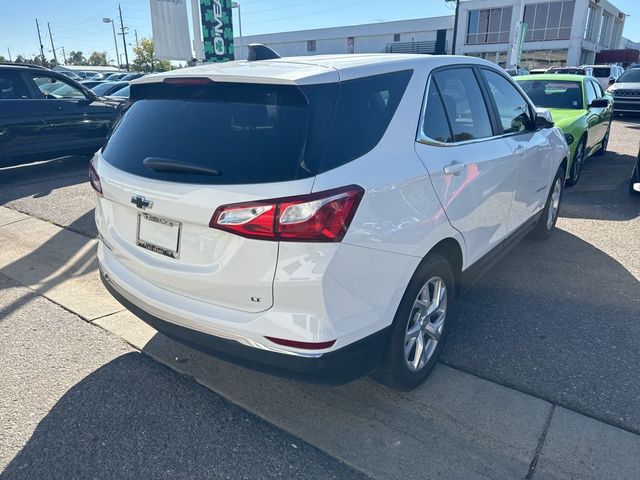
[210,185,364,242]
[89,162,102,195]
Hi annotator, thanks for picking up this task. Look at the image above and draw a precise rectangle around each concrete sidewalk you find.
[1,205,639,480]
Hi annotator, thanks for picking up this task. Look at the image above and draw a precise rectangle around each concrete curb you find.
[2,205,639,480]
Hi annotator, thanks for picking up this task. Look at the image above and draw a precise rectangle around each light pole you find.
[445,0,461,55]
[103,18,120,69]
[232,2,243,59]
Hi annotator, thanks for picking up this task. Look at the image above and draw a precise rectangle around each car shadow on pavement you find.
[443,227,640,433]
[0,353,365,480]
[0,155,97,238]
[561,151,640,221]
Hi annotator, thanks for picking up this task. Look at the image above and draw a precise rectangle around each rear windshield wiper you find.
[143,157,222,176]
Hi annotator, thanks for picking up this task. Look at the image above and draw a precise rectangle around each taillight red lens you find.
[210,185,364,242]
[88,163,102,195]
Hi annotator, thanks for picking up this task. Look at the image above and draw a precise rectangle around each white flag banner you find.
[150,0,192,60]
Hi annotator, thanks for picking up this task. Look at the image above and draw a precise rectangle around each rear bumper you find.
[100,268,390,383]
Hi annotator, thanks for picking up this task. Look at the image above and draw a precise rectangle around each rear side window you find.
[433,68,493,142]
[422,80,453,143]
[0,71,30,99]
[321,70,412,171]
[592,68,611,78]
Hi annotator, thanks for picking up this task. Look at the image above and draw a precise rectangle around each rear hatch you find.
[97,77,337,313]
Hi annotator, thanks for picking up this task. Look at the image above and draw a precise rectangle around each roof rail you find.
[247,44,281,61]
[0,62,49,70]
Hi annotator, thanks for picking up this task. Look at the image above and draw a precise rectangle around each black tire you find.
[566,137,586,186]
[594,125,610,156]
[374,253,456,391]
[531,166,565,240]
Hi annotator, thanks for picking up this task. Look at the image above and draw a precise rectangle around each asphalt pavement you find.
[0,273,368,480]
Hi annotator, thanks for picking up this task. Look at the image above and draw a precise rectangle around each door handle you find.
[443,162,465,176]
[513,145,526,156]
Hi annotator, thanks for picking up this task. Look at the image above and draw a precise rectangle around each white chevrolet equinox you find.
[93,48,569,390]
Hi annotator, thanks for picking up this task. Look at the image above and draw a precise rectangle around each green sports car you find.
[515,74,613,186]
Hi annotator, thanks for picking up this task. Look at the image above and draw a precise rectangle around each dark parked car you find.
[90,81,129,96]
[104,73,128,81]
[81,80,106,89]
[120,73,145,81]
[0,64,123,167]
[631,147,640,194]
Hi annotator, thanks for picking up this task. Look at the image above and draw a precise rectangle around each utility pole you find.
[7,47,12,62]
[118,4,130,71]
[450,0,461,55]
[61,46,67,64]
[35,18,45,64]
[135,29,139,47]
[47,22,58,64]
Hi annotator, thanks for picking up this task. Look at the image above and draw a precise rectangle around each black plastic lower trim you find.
[100,271,390,384]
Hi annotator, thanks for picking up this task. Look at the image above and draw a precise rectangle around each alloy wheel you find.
[404,276,447,372]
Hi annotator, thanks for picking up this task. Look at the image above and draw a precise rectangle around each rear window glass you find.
[103,83,313,184]
[592,68,612,77]
[102,71,412,184]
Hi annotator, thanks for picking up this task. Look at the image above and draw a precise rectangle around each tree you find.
[132,38,171,73]
[67,51,86,66]
[0,55,5,63]
[14,55,34,64]
[87,51,108,66]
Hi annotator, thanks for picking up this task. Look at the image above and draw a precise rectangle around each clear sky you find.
[1,0,639,64]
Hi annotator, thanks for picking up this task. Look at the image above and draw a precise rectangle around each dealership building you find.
[237,0,630,68]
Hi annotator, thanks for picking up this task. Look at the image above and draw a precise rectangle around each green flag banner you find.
[199,0,234,62]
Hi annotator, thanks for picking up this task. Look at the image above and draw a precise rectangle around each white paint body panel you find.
[96,54,566,358]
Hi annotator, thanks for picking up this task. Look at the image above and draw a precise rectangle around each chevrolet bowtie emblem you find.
[131,195,154,210]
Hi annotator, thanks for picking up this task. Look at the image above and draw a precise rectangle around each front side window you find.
[518,80,583,110]
[482,69,531,134]
[433,68,493,142]
[28,74,86,99]
[586,81,599,105]
[0,71,31,99]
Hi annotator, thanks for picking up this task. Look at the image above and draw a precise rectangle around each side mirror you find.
[608,78,616,85]
[535,108,554,129]
[590,98,610,108]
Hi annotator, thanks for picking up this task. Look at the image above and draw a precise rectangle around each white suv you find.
[92,50,569,390]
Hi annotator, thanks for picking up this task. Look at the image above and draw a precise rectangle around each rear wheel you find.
[375,253,455,391]
[531,166,565,240]
[566,138,586,186]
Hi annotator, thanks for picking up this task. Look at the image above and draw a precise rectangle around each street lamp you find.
[103,18,120,70]
[232,2,243,59]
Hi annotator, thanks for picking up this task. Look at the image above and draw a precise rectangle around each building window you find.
[584,3,597,41]
[519,48,569,69]
[393,33,401,42]
[599,13,612,47]
[610,21,621,48]
[466,7,512,44]
[307,40,316,52]
[524,1,575,42]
